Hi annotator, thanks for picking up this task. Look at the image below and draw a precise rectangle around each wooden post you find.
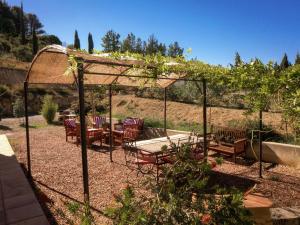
[203,78,208,159]
[109,85,113,162]
[77,61,90,204]
[24,81,31,178]
[259,109,263,178]
[164,87,167,134]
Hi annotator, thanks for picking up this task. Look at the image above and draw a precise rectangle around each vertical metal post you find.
[109,85,113,162]
[164,87,167,134]
[77,61,90,204]
[24,81,31,178]
[259,110,263,178]
[202,79,208,159]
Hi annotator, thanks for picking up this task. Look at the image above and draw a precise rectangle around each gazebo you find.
[24,45,209,204]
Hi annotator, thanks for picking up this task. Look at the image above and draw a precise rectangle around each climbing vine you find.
[65,49,300,138]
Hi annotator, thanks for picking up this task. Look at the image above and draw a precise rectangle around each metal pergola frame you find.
[23,45,264,209]
[23,58,209,206]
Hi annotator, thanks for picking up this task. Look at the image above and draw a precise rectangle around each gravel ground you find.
[1,116,299,224]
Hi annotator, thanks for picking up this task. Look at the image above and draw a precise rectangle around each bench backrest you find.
[212,126,247,143]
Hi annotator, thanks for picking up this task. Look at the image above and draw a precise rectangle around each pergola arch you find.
[24,45,208,206]
[26,45,186,87]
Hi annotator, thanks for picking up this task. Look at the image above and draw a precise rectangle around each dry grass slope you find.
[112,95,287,133]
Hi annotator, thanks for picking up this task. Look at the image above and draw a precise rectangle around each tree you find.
[295,52,300,65]
[135,37,144,54]
[280,65,300,137]
[88,32,94,54]
[20,2,26,44]
[158,43,166,56]
[26,13,44,35]
[0,2,17,35]
[32,26,38,55]
[280,53,291,70]
[168,41,184,57]
[234,52,242,67]
[74,30,80,49]
[101,30,121,52]
[145,34,159,55]
[39,34,62,47]
[121,32,136,53]
[11,6,22,35]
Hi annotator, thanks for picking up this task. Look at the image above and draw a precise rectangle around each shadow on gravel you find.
[0,124,12,130]
[34,179,105,216]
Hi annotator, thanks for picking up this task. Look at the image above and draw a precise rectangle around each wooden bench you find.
[208,126,247,163]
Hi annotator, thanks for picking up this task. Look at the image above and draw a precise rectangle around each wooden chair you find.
[123,117,144,134]
[63,119,77,142]
[76,124,103,147]
[122,128,142,164]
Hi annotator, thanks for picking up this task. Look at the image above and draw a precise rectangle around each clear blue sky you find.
[6,0,300,66]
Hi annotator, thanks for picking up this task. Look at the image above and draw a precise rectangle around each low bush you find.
[12,45,33,62]
[41,95,58,124]
[0,38,11,53]
[12,97,24,124]
[105,142,253,224]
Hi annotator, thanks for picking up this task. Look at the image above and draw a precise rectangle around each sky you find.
[6,0,300,66]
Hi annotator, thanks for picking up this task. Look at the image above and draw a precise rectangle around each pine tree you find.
[274,62,280,71]
[20,2,26,44]
[121,33,136,53]
[234,52,242,66]
[168,42,184,57]
[32,26,38,55]
[295,52,300,65]
[280,53,291,70]
[158,43,167,56]
[101,30,121,52]
[74,30,80,49]
[88,32,94,54]
[27,13,44,35]
[145,34,159,55]
[135,37,143,54]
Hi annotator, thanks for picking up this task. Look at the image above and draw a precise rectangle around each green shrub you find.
[13,97,24,118]
[143,117,165,128]
[41,95,58,124]
[0,85,12,98]
[13,97,24,124]
[12,45,33,62]
[105,142,253,224]
[0,38,11,53]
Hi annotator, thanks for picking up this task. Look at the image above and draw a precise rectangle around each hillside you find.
[112,94,287,133]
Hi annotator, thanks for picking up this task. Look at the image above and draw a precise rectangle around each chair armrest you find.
[234,138,247,144]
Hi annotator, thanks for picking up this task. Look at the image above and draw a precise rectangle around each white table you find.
[135,134,204,154]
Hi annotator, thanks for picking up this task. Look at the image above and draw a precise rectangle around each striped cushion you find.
[65,119,76,128]
[94,116,106,128]
[123,118,143,128]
